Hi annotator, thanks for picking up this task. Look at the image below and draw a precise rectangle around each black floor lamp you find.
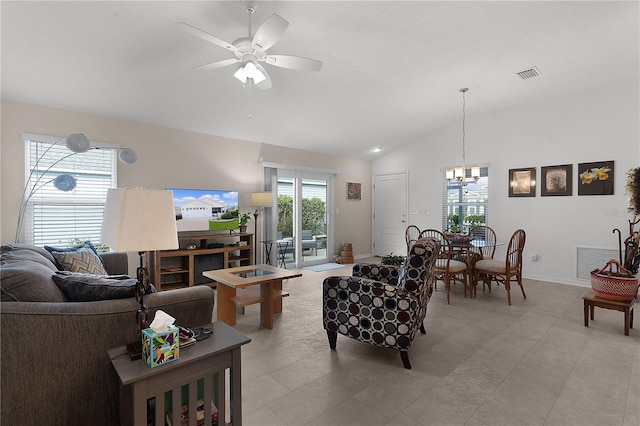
[250,192,275,265]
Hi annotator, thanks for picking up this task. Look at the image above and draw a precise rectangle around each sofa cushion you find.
[52,271,139,301]
[0,252,67,302]
[1,243,58,268]
[44,241,105,271]
[49,247,108,275]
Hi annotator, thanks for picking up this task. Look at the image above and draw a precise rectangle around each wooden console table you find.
[108,321,250,426]
[582,291,636,336]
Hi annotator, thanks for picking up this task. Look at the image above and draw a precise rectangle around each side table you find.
[582,291,636,336]
[108,321,251,426]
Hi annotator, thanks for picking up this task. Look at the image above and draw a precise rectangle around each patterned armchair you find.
[322,237,440,369]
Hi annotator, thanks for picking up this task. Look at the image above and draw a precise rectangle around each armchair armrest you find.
[352,263,400,286]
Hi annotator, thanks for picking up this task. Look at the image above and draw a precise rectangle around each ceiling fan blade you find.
[255,63,272,90]
[265,55,323,71]
[176,22,239,54]
[252,14,289,51]
[191,58,240,71]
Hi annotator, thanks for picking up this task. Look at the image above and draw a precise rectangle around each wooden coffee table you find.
[203,264,302,329]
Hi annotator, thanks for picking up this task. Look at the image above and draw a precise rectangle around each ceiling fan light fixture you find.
[233,65,248,83]
[233,62,266,84]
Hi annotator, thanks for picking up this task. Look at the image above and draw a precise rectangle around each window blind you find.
[23,135,117,247]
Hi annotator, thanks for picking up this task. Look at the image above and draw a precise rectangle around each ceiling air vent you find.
[516,66,541,80]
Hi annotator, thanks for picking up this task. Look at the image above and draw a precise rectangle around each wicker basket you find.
[590,260,639,301]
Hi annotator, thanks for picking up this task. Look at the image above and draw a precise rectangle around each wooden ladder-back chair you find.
[473,229,526,305]
[419,229,470,304]
[469,225,497,260]
[405,225,421,253]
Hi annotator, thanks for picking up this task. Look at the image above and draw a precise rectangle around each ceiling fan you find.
[177,7,322,90]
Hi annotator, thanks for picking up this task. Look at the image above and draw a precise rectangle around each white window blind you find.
[22,134,118,247]
[442,167,489,233]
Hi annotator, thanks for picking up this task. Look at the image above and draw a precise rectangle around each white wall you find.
[1,101,373,259]
[373,82,640,286]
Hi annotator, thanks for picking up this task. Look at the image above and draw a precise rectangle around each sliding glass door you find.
[277,171,331,267]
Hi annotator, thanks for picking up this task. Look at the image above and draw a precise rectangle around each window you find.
[442,167,489,233]
[21,134,118,247]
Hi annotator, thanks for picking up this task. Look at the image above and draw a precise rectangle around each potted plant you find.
[238,212,252,233]
[446,214,462,234]
[381,253,405,267]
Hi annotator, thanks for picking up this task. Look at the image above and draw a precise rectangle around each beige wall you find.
[1,100,372,258]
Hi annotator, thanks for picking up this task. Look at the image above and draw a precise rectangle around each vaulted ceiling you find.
[2,1,638,160]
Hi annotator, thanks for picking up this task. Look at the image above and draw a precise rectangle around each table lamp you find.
[101,188,179,359]
[250,192,275,264]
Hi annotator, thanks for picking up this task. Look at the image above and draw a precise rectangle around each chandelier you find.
[446,88,480,185]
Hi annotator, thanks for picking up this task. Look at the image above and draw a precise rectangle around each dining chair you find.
[468,225,497,260]
[473,229,526,305]
[419,229,470,304]
[405,224,421,253]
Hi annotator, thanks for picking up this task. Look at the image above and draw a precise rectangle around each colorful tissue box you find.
[141,326,179,368]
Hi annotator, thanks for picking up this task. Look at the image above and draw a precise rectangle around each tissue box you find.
[141,326,179,368]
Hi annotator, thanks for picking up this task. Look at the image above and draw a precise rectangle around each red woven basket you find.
[590,260,639,301]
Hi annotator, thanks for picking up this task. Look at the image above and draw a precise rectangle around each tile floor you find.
[218,261,639,426]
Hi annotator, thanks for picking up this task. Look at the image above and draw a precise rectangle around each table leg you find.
[583,301,589,327]
[624,308,630,336]
[260,281,275,329]
[217,284,237,325]
[273,279,283,313]
[590,305,595,321]
[264,243,272,265]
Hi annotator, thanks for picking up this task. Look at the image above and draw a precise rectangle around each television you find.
[166,188,239,233]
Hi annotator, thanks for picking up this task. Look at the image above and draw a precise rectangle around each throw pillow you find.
[44,241,105,271]
[52,271,138,302]
[50,247,108,275]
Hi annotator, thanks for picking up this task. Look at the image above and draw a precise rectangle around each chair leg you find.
[505,277,512,305]
[518,272,527,299]
[400,351,412,369]
[445,275,451,304]
[326,330,337,350]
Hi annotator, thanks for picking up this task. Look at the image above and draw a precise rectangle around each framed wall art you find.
[509,167,536,197]
[541,164,572,196]
[578,160,614,195]
[347,182,362,200]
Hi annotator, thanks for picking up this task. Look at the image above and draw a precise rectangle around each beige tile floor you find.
[217,261,640,426]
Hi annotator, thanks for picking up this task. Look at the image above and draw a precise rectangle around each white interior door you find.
[373,172,408,256]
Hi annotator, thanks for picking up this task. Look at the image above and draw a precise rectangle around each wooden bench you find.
[582,291,636,336]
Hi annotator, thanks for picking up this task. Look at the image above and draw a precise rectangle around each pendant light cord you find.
[460,88,468,181]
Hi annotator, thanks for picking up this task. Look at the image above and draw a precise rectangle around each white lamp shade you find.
[250,192,275,207]
[101,188,178,252]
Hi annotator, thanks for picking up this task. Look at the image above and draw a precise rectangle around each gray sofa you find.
[0,244,215,426]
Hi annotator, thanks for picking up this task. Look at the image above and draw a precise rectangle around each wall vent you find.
[516,66,542,80]
[576,246,618,280]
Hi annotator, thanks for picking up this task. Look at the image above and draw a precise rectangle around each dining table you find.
[449,239,504,297]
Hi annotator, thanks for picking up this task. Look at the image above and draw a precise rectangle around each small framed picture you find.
[541,164,572,196]
[347,182,361,200]
[509,167,536,197]
[578,161,614,195]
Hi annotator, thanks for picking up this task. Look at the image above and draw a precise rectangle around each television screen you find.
[166,188,239,233]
